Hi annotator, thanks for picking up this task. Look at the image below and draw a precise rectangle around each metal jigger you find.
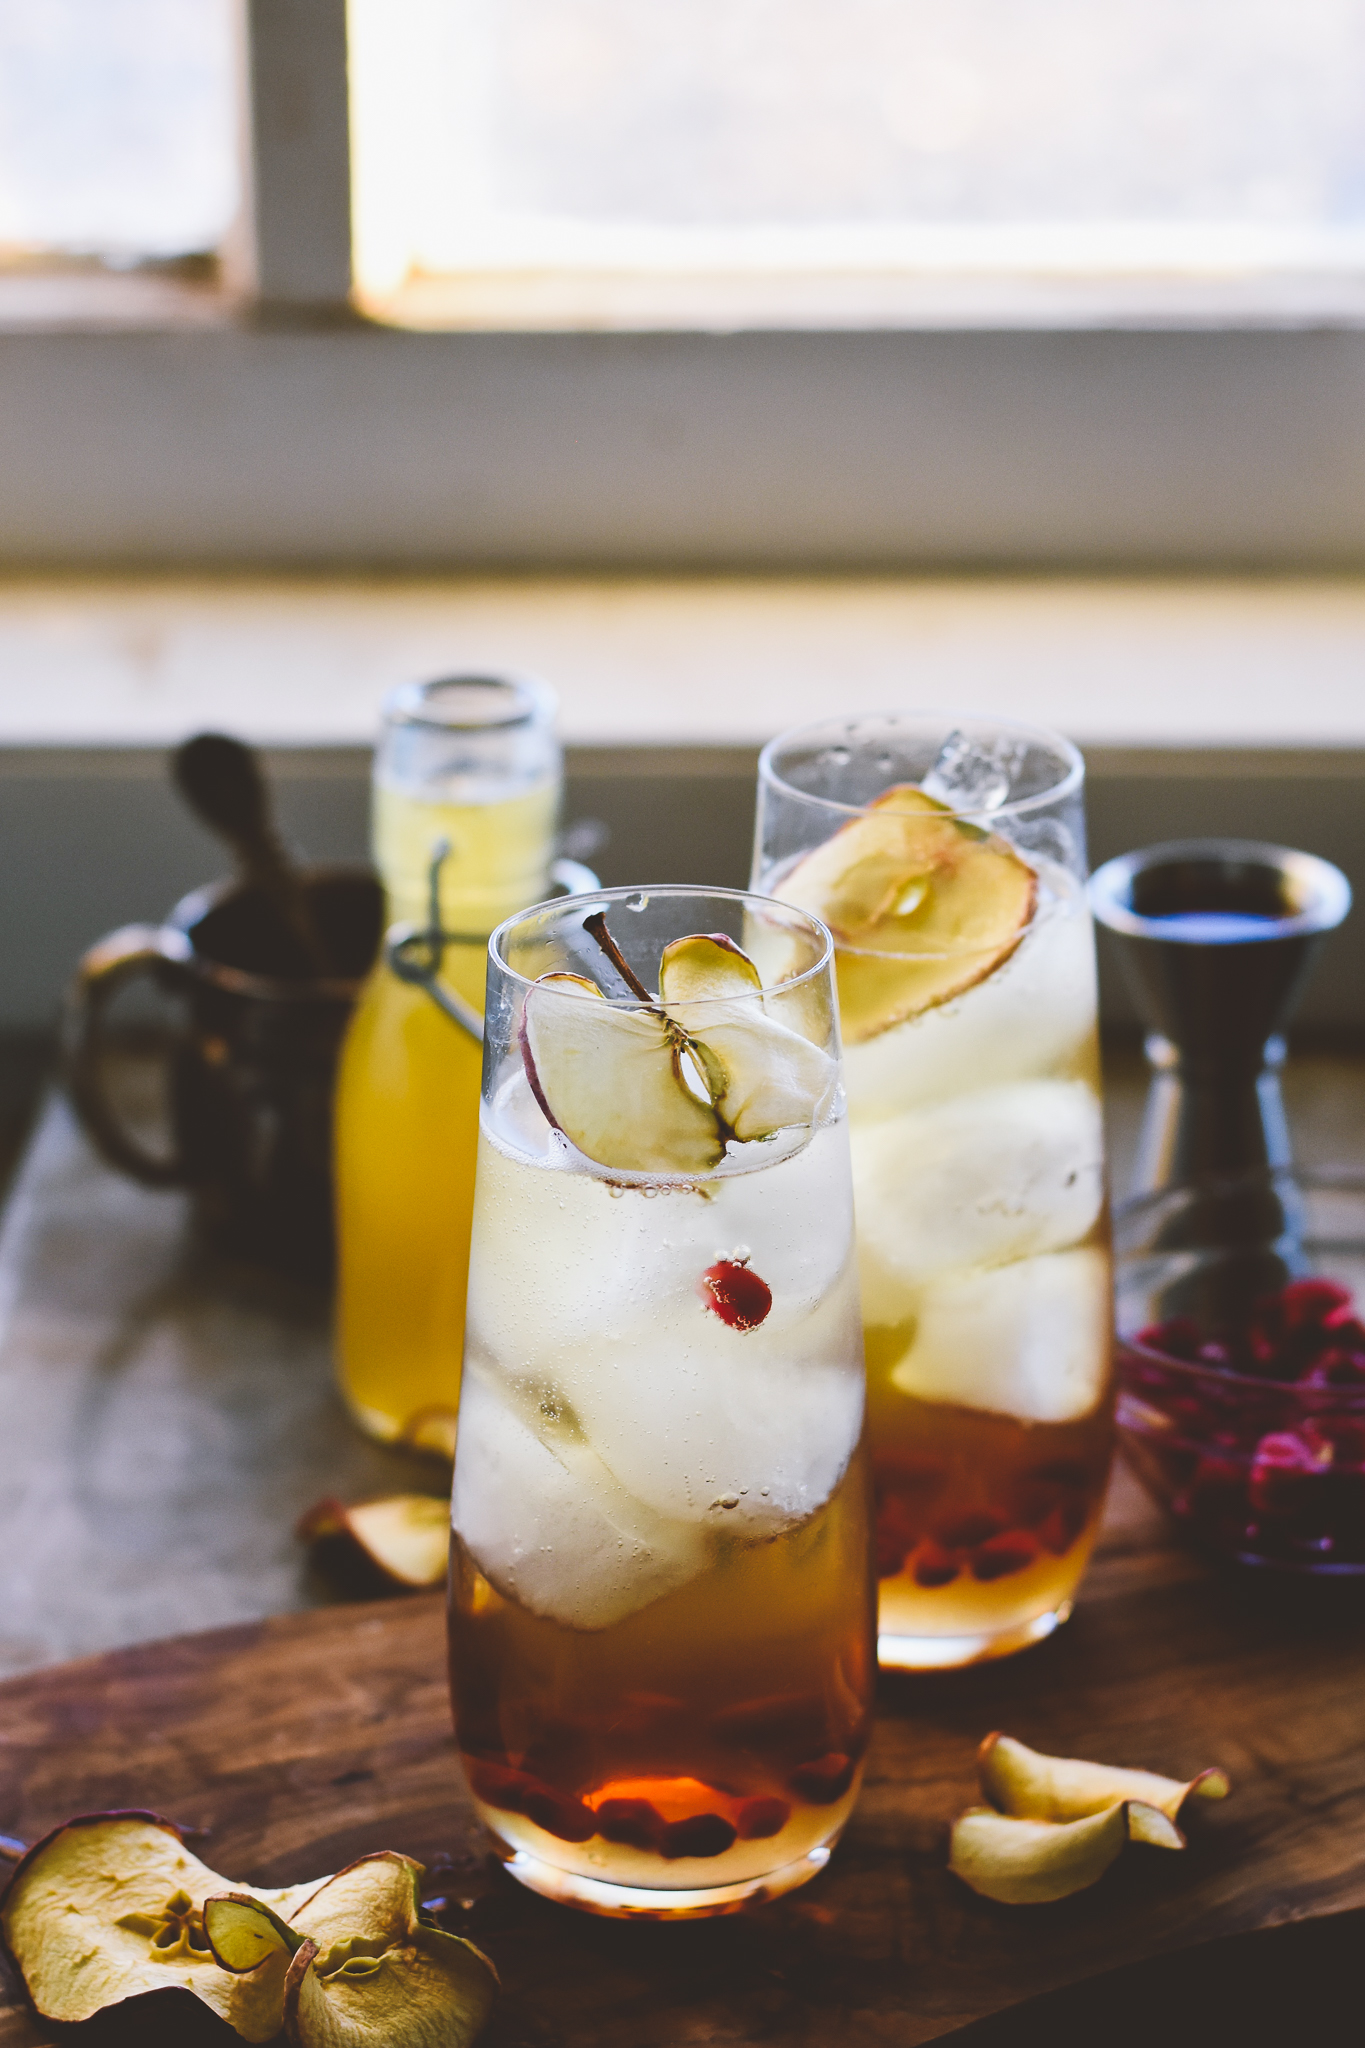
[1090,840,1351,1298]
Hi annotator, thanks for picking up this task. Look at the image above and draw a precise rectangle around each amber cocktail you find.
[756,715,1114,1669]
[448,885,876,1915]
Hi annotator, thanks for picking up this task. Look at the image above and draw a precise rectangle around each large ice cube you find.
[453,1364,708,1630]
[466,1107,859,1420]
[556,1253,866,1533]
[464,1111,695,1367]
[459,1108,866,1608]
[888,1247,1111,1424]
[841,867,1098,1123]
[850,1079,1104,1324]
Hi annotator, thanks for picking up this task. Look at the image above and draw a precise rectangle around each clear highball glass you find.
[753,712,1114,1670]
[448,884,877,1917]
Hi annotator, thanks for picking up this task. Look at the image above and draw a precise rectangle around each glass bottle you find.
[334,673,561,1449]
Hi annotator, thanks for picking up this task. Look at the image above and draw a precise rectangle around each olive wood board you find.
[1,1466,1363,2048]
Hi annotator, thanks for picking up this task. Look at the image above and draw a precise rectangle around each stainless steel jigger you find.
[1090,837,1351,1209]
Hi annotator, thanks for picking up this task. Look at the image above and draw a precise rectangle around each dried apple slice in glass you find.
[520,940,833,1174]
[978,1731,1231,1845]
[658,933,836,1143]
[779,785,1037,1043]
[520,970,725,1174]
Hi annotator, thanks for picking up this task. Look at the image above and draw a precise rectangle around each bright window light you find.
[350,0,1365,321]
[0,0,238,263]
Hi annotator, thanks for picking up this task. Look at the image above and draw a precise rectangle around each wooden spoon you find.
[172,732,332,978]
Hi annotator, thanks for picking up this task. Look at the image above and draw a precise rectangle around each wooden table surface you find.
[2,1464,1362,2048]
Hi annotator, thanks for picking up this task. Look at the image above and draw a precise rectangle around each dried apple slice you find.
[778,785,1037,1043]
[948,1801,1131,1904]
[659,933,836,1143]
[396,1406,459,1462]
[280,1853,498,2048]
[978,1731,1231,1844]
[658,931,763,1003]
[298,1495,450,1590]
[520,933,834,1174]
[3,1816,497,2048]
[204,1893,306,1973]
[1,1813,317,2040]
[520,970,725,1174]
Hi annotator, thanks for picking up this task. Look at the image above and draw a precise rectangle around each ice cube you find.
[559,1252,866,1533]
[452,1363,708,1630]
[921,729,1025,813]
[850,1079,1105,1324]
[464,1112,695,1366]
[840,866,1099,1123]
[888,1247,1111,1424]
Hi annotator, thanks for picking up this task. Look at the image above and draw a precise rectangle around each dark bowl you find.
[1114,1169,1365,1573]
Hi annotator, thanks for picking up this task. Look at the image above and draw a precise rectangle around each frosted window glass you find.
[0,0,237,261]
[352,0,1365,289]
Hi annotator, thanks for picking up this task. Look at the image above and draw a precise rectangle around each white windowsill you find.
[1,572,1364,751]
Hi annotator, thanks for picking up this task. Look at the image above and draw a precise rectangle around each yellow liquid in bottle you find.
[334,777,559,1447]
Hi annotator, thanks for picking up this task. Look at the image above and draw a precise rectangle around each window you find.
[0,0,237,266]
[349,0,1365,328]
[1,1,1363,573]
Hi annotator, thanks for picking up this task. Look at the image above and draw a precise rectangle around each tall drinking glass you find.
[754,714,1113,1670]
[448,885,875,1918]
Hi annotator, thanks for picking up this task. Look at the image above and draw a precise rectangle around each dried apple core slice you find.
[978,1731,1230,1841]
[2,1816,497,2048]
[779,785,1037,1044]
[519,932,833,1175]
[948,1734,1233,1905]
[298,1494,450,1589]
[949,1801,1130,1904]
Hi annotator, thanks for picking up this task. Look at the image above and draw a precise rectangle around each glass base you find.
[494,1839,838,1920]
[879,1597,1073,1671]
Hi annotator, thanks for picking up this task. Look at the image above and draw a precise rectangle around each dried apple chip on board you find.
[298,1494,450,1590]
[949,1734,1231,1904]
[949,1802,1133,1906]
[979,1731,1230,1843]
[1,1814,497,2047]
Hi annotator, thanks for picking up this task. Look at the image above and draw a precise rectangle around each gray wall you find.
[5,326,1365,572]
[2,744,1361,1032]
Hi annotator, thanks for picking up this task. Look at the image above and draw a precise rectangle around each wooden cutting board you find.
[1,1467,1363,2047]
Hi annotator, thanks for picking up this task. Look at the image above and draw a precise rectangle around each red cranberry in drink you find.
[698,1259,772,1331]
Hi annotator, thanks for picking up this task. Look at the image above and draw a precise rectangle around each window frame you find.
[0,0,1362,574]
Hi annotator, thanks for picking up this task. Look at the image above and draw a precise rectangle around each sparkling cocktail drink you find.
[755,716,1114,1669]
[448,886,875,1916]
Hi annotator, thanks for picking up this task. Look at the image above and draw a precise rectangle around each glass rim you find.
[488,882,835,1005]
[757,708,1085,823]
[1089,839,1352,943]
[383,671,557,733]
